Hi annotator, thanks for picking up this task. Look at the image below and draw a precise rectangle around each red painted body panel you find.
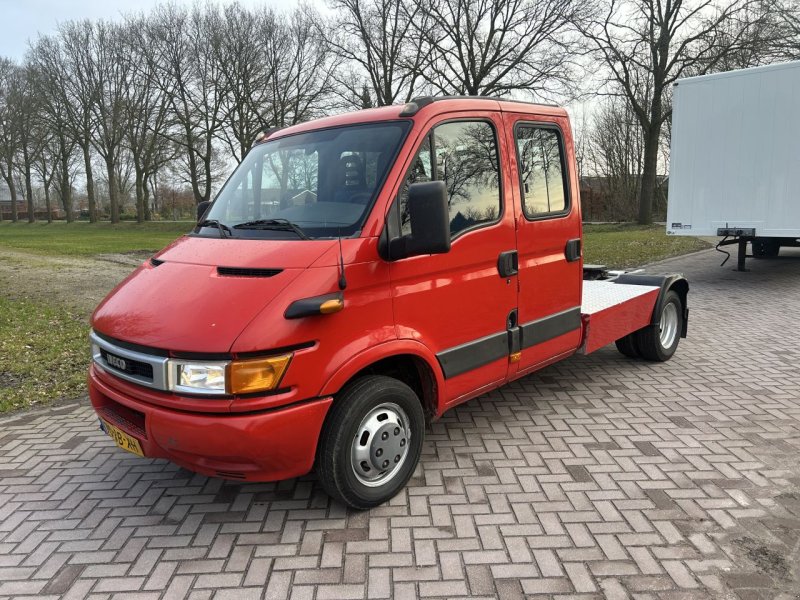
[87,98,668,483]
[581,289,660,355]
[89,365,331,481]
[502,112,584,372]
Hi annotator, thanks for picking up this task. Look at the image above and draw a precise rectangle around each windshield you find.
[200,121,410,240]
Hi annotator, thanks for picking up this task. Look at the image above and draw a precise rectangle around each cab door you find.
[388,112,518,406]
[505,113,583,374]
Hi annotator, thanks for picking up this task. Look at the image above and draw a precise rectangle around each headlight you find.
[170,354,291,396]
[172,361,228,395]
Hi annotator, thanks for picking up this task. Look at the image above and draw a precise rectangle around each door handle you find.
[498,250,518,277]
[565,238,581,262]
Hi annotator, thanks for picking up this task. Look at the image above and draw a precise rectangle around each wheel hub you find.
[659,302,679,348]
[369,423,407,471]
[350,402,410,487]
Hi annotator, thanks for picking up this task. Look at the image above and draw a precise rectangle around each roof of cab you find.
[264,96,568,142]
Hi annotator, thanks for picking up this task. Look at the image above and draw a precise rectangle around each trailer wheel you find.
[316,375,425,509]
[615,334,640,358]
[635,290,683,362]
[752,238,780,258]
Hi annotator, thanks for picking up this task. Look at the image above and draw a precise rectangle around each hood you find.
[92,236,335,353]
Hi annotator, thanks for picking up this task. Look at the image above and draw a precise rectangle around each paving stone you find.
[2,249,800,597]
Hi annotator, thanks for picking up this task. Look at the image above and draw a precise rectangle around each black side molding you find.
[436,331,509,379]
[519,307,582,349]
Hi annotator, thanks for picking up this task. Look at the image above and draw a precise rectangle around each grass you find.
[0,296,88,413]
[0,220,193,256]
[0,220,710,414]
[583,223,710,269]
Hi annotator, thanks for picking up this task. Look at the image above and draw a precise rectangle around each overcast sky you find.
[0,0,302,60]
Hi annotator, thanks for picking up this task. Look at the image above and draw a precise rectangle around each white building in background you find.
[0,182,10,203]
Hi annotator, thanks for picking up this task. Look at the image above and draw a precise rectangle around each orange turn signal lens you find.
[319,298,344,314]
[228,354,291,394]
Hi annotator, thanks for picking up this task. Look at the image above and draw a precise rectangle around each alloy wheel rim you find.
[350,402,411,488]
[659,302,679,348]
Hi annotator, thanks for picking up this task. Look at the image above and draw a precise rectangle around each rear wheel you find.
[634,290,683,362]
[615,334,640,358]
[316,375,425,509]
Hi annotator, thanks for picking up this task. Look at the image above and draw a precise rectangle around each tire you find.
[615,334,640,358]
[752,238,780,259]
[316,375,425,509]
[634,290,683,362]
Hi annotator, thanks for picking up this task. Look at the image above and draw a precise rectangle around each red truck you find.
[89,97,688,508]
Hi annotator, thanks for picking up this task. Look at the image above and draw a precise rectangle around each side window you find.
[435,121,501,236]
[396,120,501,238]
[515,125,568,218]
[398,134,433,236]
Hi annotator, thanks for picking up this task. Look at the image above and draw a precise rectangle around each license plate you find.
[101,419,145,457]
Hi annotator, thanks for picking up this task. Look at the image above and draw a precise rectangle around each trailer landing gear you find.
[715,236,751,271]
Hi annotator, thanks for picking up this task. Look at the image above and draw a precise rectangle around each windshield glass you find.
[201,121,410,239]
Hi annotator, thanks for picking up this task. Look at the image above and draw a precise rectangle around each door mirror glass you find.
[389,181,451,260]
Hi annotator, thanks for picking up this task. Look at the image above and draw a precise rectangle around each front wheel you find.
[634,290,683,362]
[316,375,425,509]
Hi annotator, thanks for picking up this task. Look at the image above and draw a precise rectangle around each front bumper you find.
[88,364,332,481]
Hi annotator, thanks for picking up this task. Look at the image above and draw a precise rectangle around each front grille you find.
[100,348,153,380]
[217,267,282,278]
[91,330,170,391]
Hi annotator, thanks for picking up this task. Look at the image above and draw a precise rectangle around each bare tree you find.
[53,22,102,222]
[0,58,21,222]
[149,5,230,205]
[29,38,79,221]
[78,21,132,223]
[578,0,766,224]
[121,17,173,222]
[325,0,428,106]
[415,0,585,99]
[265,7,339,128]
[216,4,272,163]
[586,96,645,220]
[12,65,43,223]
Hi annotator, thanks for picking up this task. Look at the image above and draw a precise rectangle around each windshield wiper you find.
[197,219,233,239]
[232,218,309,240]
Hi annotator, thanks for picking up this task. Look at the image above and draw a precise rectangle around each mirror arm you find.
[387,236,408,261]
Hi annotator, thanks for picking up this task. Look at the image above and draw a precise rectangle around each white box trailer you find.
[666,60,800,270]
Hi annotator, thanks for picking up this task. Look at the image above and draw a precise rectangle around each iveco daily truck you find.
[89,97,689,508]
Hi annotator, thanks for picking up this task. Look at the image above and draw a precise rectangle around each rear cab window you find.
[514,124,570,219]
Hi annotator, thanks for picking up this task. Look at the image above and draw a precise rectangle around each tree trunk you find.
[44,184,52,223]
[106,158,119,224]
[24,156,35,224]
[2,173,16,222]
[143,173,152,221]
[637,125,661,225]
[135,168,145,224]
[83,143,97,222]
[59,149,74,223]
[9,175,18,222]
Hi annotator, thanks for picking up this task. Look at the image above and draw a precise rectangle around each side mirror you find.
[196,200,211,222]
[389,181,451,260]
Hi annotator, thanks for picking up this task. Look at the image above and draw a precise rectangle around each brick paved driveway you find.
[2,248,800,600]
